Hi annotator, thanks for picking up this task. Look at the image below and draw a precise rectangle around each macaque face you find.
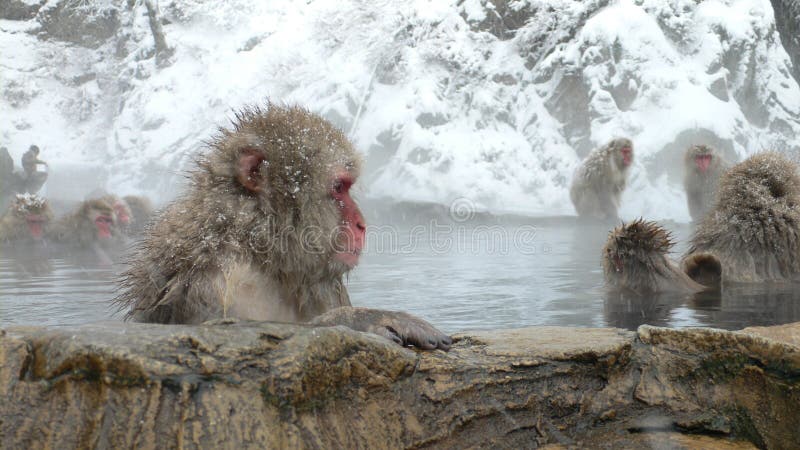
[25,214,46,239]
[695,154,712,173]
[113,202,130,227]
[619,146,633,167]
[605,244,624,274]
[330,171,366,268]
[90,208,114,240]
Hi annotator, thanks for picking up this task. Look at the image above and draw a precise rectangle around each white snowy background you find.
[2,0,800,222]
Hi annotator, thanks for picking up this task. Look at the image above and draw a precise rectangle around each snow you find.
[1,0,799,222]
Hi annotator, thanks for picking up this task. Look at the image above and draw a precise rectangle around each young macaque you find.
[602,219,708,294]
[0,193,53,244]
[115,103,451,351]
[683,144,729,222]
[682,152,800,284]
[570,138,633,221]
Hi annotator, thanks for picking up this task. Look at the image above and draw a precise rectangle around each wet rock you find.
[771,0,800,85]
[37,1,122,49]
[0,0,45,20]
[1,321,799,448]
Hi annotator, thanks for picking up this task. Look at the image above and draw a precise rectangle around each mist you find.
[3,0,800,221]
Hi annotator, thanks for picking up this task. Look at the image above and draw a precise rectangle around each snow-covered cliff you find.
[2,0,799,221]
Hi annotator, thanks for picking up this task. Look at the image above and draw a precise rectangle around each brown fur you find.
[683,144,730,222]
[682,152,800,284]
[603,219,707,294]
[570,138,633,221]
[114,102,451,350]
[123,195,155,235]
[0,194,53,243]
[52,198,118,248]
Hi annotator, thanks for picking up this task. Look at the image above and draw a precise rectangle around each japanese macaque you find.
[102,195,133,234]
[122,195,154,235]
[683,144,729,222]
[570,138,634,221]
[603,219,708,294]
[52,198,118,248]
[0,193,53,243]
[115,103,451,351]
[682,152,800,284]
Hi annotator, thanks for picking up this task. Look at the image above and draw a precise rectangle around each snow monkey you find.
[115,103,451,351]
[570,138,633,221]
[683,144,729,222]
[0,193,53,243]
[122,195,155,235]
[682,152,800,285]
[52,198,120,248]
[602,219,708,295]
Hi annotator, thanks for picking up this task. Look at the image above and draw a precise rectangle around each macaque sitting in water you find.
[115,102,451,351]
[570,138,634,222]
[122,195,155,235]
[683,144,729,223]
[0,193,53,245]
[604,152,800,292]
[51,198,125,249]
[603,219,709,295]
[682,151,800,285]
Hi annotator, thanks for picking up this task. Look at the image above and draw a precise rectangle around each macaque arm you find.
[311,306,452,351]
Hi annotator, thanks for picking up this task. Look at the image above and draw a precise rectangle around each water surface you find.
[2,208,800,333]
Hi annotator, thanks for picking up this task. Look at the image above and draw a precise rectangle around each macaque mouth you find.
[613,255,623,272]
[696,154,712,173]
[621,147,632,166]
[334,248,361,267]
[26,214,45,239]
[95,215,114,239]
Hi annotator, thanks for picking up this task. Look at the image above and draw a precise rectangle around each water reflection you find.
[2,209,800,332]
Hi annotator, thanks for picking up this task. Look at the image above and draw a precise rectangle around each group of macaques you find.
[0,191,154,251]
[5,101,797,353]
[570,135,800,295]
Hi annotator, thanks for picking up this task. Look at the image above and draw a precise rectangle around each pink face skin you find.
[114,202,130,227]
[94,214,114,240]
[620,146,633,167]
[330,172,366,268]
[695,154,712,173]
[26,214,46,239]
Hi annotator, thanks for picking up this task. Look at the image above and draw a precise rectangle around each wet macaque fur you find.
[570,138,633,221]
[683,144,729,222]
[0,194,53,243]
[115,103,451,351]
[52,198,119,248]
[603,219,708,294]
[123,195,155,235]
[682,152,800,284]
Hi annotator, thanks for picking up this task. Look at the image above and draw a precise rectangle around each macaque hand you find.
[311,306,452,351]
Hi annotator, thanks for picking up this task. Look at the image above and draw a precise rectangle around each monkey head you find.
[112,199,132,228]
[610,138,633,169]
[201,103,366,278]
[602,219,673,291]
[81,199,115,240]
[10,193,52,240]
[686,144,715,174]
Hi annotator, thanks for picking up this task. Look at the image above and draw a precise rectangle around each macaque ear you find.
[237,148,266,193]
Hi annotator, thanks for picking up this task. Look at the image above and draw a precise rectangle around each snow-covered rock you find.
[1,0,799,222]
